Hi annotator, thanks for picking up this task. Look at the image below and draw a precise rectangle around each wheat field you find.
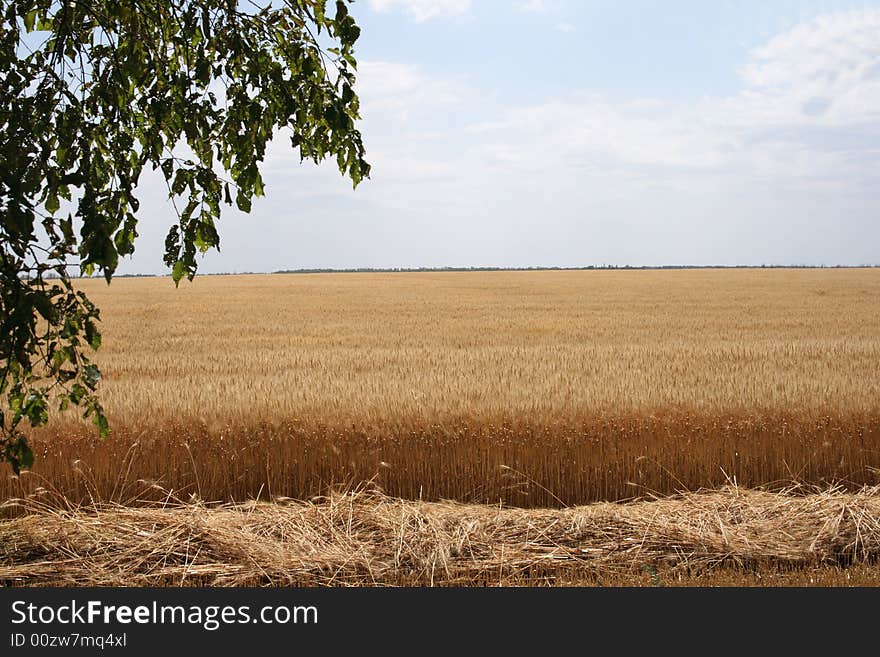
[5,268,878,510]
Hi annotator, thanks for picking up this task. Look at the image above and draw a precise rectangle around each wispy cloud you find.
[519,0,548,13]
[368,0,471,22]
[283,8,880,208]
[556,22,575,33]
[296,8,880,217]
[469,9,880,185]
[356,61,468,121]
[737,9,880,126]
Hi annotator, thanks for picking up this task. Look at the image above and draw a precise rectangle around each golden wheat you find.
[6,268,880,507]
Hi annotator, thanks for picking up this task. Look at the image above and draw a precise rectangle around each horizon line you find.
[93,263,880,278]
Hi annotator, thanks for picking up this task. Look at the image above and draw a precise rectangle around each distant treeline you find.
[271,264,878,275]
[63,263,878,279]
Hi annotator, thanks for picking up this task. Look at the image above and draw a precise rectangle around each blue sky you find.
[121,0,880,273]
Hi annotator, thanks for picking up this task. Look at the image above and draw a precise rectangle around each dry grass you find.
[5,268,880,507]
[2,484,879,587]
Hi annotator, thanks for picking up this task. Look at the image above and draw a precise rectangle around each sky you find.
[119,0,880,273]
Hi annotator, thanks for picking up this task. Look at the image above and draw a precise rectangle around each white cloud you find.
[471,100,730,170]
[519,0,548,13]
[368,0,471,22]
[282,8,880,209]
[356,61,467,120]
[556,22,576,33]
[732,9,880,127]
[470,9,880,184]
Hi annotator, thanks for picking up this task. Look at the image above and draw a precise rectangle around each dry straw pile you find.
[3,483,879,586]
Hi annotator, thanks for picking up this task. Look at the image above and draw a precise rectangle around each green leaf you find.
[6,436,34,475]
[59,316,77,339]
[236,190,252,213]
[164,225,181,267]
[33,291,56,323]
[24,394,49,427]
[172,259,188,284]
[45,190,60,214]
[172,169,191,196]
[85,320,102,350]
[60,215,75,242]
[23,9,36,33]
[83,364,101,389]
[69,383,86,405]
[93,410,110,439]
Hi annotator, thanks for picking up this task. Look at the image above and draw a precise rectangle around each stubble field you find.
[3,268,880,586]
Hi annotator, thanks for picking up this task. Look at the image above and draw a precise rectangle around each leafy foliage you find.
[0,0,370,472]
